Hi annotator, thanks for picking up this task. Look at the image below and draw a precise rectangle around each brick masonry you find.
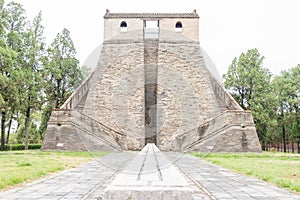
[42,11,262,153]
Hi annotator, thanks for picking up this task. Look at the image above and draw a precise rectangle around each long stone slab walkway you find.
[0,152,299,200]
[166,153,300,200]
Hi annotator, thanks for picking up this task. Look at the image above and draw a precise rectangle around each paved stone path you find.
[0,152,299,200]
[166,153,300,200]
[0,152,135,200]
[104,144,200,200]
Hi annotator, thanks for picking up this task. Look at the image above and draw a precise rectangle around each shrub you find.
[5,144,42,151]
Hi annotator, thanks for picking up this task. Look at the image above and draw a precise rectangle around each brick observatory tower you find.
[42,10,262,152]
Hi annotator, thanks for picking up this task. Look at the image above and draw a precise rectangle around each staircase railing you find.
[208,73,243,111]
[175,110,254,151]
[60,71,94,109]
[51,108,126,150]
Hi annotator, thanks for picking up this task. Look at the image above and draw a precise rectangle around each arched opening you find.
[175,21,182,28]
[175,21,183,32]
[120,21,127,32]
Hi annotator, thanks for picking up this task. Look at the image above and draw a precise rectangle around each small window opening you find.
[120,21,127,32]
[175,21,182,32]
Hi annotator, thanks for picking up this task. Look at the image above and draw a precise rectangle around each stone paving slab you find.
[103,144,194,200]
[166,152,300,200]
[1,152,299,200]
[0,152,135,200]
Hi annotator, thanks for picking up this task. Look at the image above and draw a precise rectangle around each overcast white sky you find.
[12,0,300,76]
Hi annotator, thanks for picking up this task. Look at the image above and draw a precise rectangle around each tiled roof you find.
[104,10,199,19]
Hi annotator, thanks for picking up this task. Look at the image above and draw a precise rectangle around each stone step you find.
[103,143,194,200]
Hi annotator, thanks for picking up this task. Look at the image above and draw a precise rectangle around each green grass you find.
[0,150,108,190]
[193,152,300,193]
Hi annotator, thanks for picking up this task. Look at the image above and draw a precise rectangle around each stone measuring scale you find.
[42,10,262,153]
[103,143,194,199]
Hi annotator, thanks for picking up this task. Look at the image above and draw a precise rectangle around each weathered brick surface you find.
[41,110,123,151]
[42,12,262,153]
[176,111,262,153]
[157,42,220,150]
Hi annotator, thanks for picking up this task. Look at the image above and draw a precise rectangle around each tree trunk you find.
[1,110,6,151]
[282,124,286,153]
[55,79,61,108]
[6,114,13,144]
[25,103,31,150]
[298,141,300,154]
[287,137,289,153]
[292,140,294,153]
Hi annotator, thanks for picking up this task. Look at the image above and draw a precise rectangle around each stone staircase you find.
[208,75,243,112]
[175,110,261,153]
[42,109,125,151]
[60,71,94,110]
[72,110,125,150]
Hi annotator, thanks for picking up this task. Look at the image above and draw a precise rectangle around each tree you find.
[273,65,300,153]
[2,1,30,148]
[0,0,23,150]
[16,120,40,144]
[1,2,83,149]
[44,28,82,108]
[292,65,300,153]
[0,19,17,150]
[223,49,274,146]
[0,47,19,150]
[81,65,92,79]
[19,11,45,150]
[4,2,27,51]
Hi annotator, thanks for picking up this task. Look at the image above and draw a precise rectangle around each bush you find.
[5,144,42,151]
[28,144,42,150]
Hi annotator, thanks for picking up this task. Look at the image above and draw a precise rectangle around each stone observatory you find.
[42,10,262,152]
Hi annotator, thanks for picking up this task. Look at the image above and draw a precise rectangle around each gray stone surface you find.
[42,12,262,153]
[41,109,125,151]
[0,152,135,200]
[1,152,299,200]
[103,144,194,200]
[167,153,300,200]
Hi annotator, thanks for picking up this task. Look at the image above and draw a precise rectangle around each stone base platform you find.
[103,143,193,200]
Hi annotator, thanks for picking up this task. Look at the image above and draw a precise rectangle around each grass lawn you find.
[0,150,108,191]
[193,152,300,193]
